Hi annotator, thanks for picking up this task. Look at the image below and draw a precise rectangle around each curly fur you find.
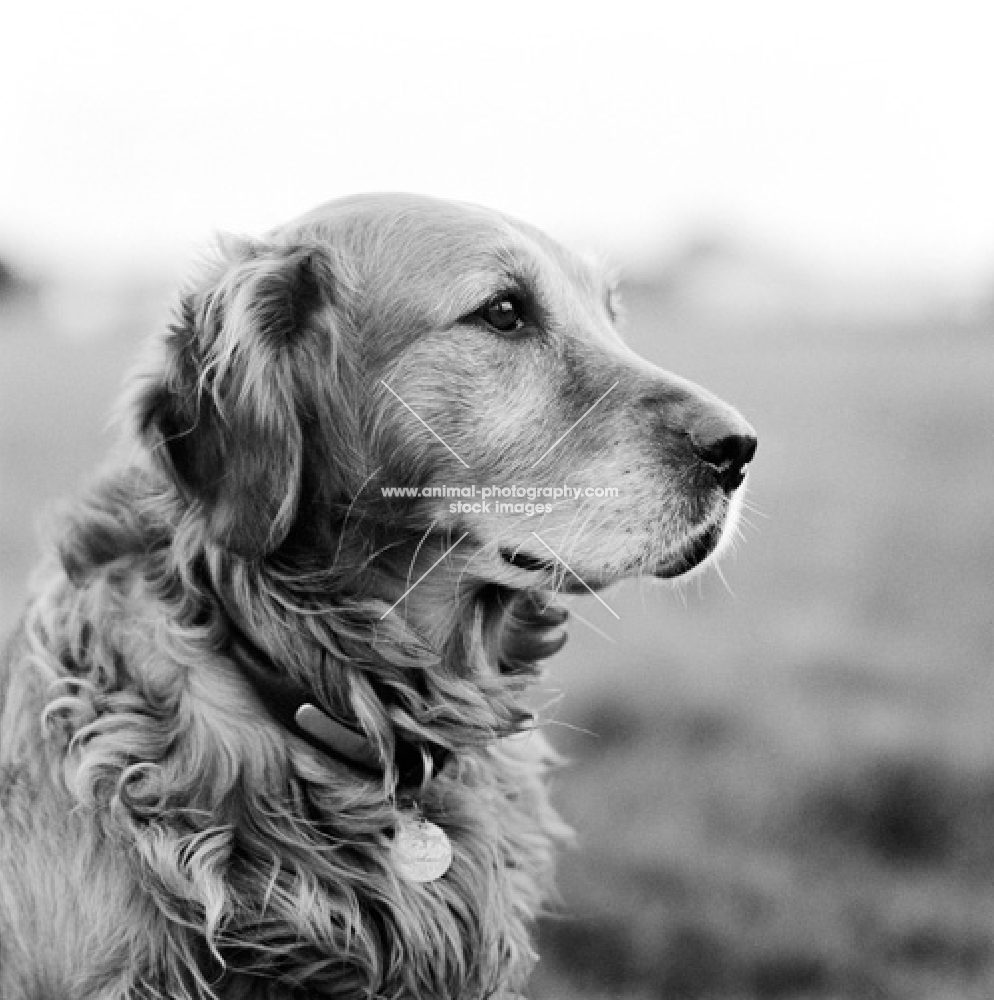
[0,193,755,999]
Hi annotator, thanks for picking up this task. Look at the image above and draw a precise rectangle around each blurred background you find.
[3,2,994,997]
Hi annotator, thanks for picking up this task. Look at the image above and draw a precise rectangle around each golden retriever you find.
[0,193,756,999]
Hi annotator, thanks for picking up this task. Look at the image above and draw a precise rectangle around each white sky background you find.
[2,0,993,285]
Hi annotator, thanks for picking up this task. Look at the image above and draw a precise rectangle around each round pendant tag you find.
[392,814,453,883]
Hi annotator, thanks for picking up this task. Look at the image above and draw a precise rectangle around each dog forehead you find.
[286,193,605,308]
[291,191,541,245]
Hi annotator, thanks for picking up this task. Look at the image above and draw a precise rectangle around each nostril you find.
[692,433,757,493]
[692,432,757,469]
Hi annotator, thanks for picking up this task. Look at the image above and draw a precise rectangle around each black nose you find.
[692,432,757,494]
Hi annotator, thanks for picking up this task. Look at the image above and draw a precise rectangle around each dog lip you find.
[500,548,555,573]
[652,522,723,579]
[498,548,613,593]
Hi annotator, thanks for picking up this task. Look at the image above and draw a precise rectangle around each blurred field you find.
[2,271,994,999]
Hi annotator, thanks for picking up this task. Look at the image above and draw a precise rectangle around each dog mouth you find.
[500,548,555,573]
[499,547,611,593]
[500,519,725,588]
[651,521,724,579]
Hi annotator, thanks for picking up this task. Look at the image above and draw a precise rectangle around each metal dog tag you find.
[392,813,452,883]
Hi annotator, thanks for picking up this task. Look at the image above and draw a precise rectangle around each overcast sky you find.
[2,0,993,284]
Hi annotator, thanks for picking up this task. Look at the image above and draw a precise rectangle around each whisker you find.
[406,520,438,594]
[713,560,735,599]
[332,464,382,570]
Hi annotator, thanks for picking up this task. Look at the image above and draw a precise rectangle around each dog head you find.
[138,193,756,598]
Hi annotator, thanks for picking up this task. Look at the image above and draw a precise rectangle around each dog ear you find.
[138,240,337,559]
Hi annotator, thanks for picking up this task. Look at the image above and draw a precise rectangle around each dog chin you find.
[651,522,724,579]
[652,491,743,581]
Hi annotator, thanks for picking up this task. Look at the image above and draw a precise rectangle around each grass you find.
[3,277,994,998]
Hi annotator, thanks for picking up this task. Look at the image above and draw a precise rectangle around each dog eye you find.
[477,295,527,335]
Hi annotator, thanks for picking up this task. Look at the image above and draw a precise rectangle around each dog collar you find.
[226,626,451,791]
